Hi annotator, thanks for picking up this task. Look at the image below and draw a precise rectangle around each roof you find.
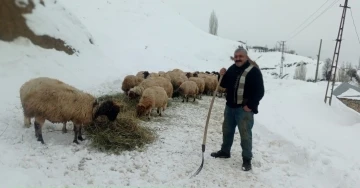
[334,82,360,100]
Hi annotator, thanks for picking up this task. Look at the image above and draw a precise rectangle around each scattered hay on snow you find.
[84,93,157,154]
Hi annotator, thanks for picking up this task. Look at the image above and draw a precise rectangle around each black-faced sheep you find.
[121,75,144,95]
[176,80,199,102]
[136,71,148,79]
[185,72,193,78]
[20,77,121,144]
[128,76,173,99]
[136,86,168,120]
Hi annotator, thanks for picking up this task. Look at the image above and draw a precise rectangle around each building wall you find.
[338,98,360,113]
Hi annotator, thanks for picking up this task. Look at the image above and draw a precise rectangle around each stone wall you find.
[338,98,360,113]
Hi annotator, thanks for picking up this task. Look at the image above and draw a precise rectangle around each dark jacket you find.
[220,60,265,114]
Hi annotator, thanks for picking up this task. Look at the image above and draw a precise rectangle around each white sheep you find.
[136,86,168,120]
[128,76,173,99]
[20,77,121,144]
[176,80,199,102]
[189,77,205,99]
[121,75,144,95]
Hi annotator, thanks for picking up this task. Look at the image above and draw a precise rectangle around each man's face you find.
[234,51,248,66]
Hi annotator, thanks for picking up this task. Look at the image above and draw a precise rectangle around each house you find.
[334,82,360,113]
[252,46,268,52]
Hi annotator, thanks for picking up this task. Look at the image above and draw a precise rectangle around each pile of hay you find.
[84,93,157,154]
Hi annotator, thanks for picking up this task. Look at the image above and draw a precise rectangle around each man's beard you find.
[235,60,241,63]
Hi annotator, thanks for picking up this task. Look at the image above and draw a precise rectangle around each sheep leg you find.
[186,96,189,102]
[73,124,81,144]
[158,107,162,116]
[62,122,67,133]
[24,115,31,128]
[193,96,196,102]
[34,117,45,144]
[77,125,84,141]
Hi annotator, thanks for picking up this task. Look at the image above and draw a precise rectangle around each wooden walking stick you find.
[190,74,224,178]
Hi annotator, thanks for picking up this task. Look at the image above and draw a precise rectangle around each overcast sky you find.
[165,0,360,65]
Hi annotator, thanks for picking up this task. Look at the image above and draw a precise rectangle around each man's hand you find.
[220,68,226,76]
[243,105,252,112]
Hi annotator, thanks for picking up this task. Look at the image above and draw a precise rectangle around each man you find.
[210,47,265,171]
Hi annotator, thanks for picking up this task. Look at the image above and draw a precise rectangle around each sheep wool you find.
[177,80,199,102]
[189,77,205,99]
[121,75,144,95]
[20,77,121,144]
[128,76,173,98]
[203,75,218,95]
[136,86,168,120]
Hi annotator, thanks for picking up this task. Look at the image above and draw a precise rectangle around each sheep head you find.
[136,104,150,117]
[128,86,143,99]
[143,71,150,79]
[185,72,192,78]
[94,100,121,121]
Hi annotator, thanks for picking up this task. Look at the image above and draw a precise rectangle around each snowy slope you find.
[1,0,360,187]
[248,50,323,80]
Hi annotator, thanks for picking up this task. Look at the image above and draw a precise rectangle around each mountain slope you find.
[248,50,323,80]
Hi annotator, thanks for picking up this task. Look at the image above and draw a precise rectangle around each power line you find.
[349,9,360,45]
[286,0,340,42]
[289,0,332,35]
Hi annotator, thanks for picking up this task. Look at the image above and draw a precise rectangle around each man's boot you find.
[242,158,252,171]
[210,150,230,158]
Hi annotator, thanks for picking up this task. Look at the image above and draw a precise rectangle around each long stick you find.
[191,74,224,178]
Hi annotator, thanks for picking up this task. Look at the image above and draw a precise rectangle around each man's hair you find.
[234,47,248,55]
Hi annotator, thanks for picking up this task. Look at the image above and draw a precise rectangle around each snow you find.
[247,50,322,80]
[1,0,360,187]
[337,88,360,100]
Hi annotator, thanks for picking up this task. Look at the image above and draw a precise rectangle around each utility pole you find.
[279,41,285,78]
[315,39,323,82]
[324,0,350,105]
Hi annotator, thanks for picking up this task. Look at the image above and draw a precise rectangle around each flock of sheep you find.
[121,68,227,120]
[17,68,225,146]
[17,57,260,146]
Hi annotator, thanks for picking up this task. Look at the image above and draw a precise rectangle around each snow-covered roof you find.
[337,88,360,100]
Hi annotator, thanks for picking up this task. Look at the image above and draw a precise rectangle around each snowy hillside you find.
[248,50,323,80]
[1,0,360,187]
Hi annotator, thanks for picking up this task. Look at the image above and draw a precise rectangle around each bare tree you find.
[209,10,218,36]
[356,57,360,70]
[322,58,332,80]
[294,63,307,81]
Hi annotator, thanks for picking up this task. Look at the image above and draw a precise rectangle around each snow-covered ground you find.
[247,50,323,81]
[1,0,360,187]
